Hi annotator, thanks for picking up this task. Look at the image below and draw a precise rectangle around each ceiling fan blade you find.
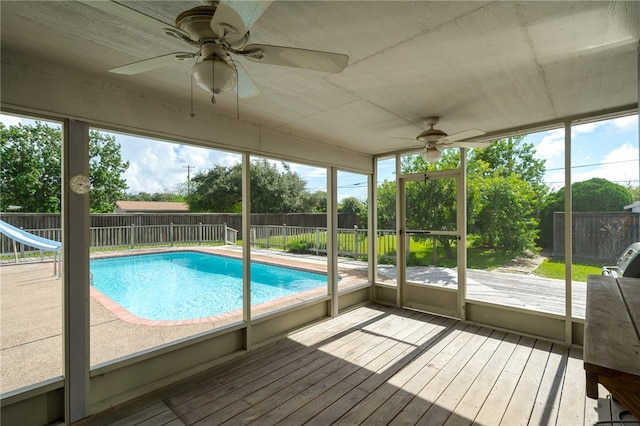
[211,3,248,43]
[222,0,272,30]
[438,129,485,144]
[450,140,491,149]
[235,62,261,98]
[109,53,196,75]
[242,44,349,73]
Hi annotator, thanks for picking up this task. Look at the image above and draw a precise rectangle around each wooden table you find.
[584,275,640,420]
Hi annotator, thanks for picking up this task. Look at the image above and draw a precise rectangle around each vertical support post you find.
[63,119,90,423]
[564,121,573,345]
[369,157,378,293]
[327,167,339,317]
[130,223,135,249]
[170,223,174,247]
[396,154,405,308]
[457,148,467,321]
[199,222,203,245]
[241,153,252,349]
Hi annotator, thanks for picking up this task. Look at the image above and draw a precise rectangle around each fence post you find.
[266,226,270,249]
[199,222,203,245]
[130,223,135,249]
[354,225,359,260]
[170,223,174,247]
[315,228,320,255]
[282,224,287,250]
[19,227,24,260]
[223,223,228,245]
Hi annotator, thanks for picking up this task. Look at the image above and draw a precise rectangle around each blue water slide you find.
[0,219,62,275]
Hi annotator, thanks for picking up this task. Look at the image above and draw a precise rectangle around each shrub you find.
[287,240,313,254]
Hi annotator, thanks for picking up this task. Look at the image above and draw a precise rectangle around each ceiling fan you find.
[108,1,349,103]
[406,117,487,162]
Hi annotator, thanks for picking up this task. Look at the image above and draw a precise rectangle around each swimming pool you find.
[90,251,327,321]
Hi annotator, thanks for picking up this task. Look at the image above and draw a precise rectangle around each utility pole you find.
[183,165,195,196]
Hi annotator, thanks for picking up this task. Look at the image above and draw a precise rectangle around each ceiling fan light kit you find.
[192,58,237,96]
[422,147,442,163]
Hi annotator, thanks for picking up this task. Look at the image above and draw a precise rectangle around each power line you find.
[545,158,638,172]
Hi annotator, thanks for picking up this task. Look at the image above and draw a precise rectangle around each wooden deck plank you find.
[164,306,385,413]
[556,346,587,426]
[527,343,568,426]
[330,322,475,426]
[387,326,493,425]
[443,333,521,426]
[106,402,173,426]
[241,312,435,425]
[306,319,466,426]
[214,314,415,425]
[186,309,419,424]
[416,330,507,425]
[168,308,402,421]
[90,304,623,426]
[473,336,536,425]
[499,339,553,425]
[284,315,455,426]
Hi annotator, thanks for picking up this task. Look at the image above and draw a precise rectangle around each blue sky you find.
[1,113,638,201]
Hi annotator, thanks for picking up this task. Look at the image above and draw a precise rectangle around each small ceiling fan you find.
[405,117,487,162]
[108,1,349,103]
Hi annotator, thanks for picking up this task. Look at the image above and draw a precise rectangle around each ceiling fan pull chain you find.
[209,56,216,104]
[189,71,195,118]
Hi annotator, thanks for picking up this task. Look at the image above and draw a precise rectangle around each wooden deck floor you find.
[80,304,634,426]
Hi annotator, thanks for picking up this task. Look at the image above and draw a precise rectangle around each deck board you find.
[87,304,630,426]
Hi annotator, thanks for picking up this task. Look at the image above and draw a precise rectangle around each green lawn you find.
[533,259,602,282]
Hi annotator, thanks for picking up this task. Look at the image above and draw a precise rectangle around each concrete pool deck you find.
[0,246,372,394]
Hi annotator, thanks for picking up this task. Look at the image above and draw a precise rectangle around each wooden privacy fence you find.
[0,212,357,239]
[553,212,640,263]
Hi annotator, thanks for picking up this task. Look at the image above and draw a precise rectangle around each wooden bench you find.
[584,275,640,420]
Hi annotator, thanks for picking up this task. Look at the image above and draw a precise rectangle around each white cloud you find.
[572,143,639,186]
[534,129,565,163]
[612,115,638,129]
[116,134,241,194]
[572,122,602,134]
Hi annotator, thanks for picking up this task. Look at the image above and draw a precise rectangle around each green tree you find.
[0,122,129,213]
[467,137,546,251]
[539,178,633,248]
[339,196,367,227]
[302,190,327,213]
[122,192,185,202]
[88,130,131,212]
[187,159,315,213]
[375,137,546,253]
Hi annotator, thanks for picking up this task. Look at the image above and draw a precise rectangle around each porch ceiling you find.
[1,1,638,159]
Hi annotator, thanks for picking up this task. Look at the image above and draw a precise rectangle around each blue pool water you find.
[90,251,327,321]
